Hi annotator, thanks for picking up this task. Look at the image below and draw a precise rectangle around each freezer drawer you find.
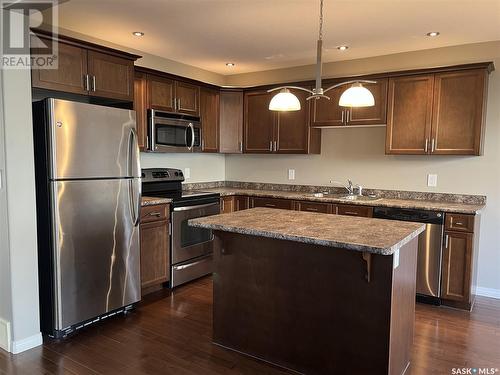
[171,255,213,288]
[47,99,140,179]
[50,178,141,330]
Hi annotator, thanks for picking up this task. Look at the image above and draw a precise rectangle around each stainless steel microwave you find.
[147,109,202,152]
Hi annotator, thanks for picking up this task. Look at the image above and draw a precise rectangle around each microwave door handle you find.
[187,122,195,151]
[148,109,155,151]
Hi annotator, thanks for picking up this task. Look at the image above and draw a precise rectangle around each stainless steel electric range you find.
[141,168,220,287]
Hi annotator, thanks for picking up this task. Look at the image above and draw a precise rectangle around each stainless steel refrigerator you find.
[33,98,142,338]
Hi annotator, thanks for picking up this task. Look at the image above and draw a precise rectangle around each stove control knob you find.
[179,172,183,176]
[174,172,179,176]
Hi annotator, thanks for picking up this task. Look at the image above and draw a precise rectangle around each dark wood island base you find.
[212,232,418,375]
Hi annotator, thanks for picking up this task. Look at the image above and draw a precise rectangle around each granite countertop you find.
[141,196,172,207]
[189,207,425,255]
[202,187,484,214]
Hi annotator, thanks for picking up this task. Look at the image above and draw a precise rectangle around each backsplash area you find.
[183,181,486,205]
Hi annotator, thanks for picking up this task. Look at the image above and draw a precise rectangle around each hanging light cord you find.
[319,0,323,42]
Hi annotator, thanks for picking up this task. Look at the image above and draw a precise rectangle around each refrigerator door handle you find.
[129,178,142,227]
[128,128,141,178]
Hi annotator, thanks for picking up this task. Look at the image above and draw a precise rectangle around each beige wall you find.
[226,42,500,294]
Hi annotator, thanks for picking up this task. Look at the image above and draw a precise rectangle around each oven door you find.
[171,201,220,264]
[149,111,202,153]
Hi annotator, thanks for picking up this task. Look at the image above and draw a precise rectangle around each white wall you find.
[226,43,500,295]
[141,152,225,183]
[0,66,42,352]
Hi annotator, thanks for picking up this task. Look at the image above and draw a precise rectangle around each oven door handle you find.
[173,202,219,212]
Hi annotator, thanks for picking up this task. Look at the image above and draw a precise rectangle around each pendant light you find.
[268,0,376,111]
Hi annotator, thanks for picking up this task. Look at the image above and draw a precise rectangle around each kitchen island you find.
[190,208,425,375]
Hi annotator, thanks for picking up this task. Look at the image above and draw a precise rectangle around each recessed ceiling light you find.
[337,45,349,51]
[132,31,144,37]
[426,31,440,37]
[226,62,235,67]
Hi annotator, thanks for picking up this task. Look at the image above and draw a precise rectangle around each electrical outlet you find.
[288,169,295,180]
[184,168,191,179]
[427,174,437,187]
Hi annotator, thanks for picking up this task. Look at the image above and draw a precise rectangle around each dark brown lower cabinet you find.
[220,196,235,214]
[441,232,473,304]
[337,204,374,217]
[235,196,249,211]
[140,204,170,293]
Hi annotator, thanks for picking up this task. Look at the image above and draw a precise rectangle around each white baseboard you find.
[476,287,500,300]
[11,332,42,354]
[0,318,11,352]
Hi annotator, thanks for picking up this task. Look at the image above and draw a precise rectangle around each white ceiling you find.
[53,0,500,75]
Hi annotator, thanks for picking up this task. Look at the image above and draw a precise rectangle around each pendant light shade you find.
[269,89,301,111]
[339,83,375,107]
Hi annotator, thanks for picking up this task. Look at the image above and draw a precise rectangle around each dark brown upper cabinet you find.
[311,78,388,127]
[31,30,139,101]
[244,88,320,154]
[431,70,487,155]
[147,75,199,116]
[219,90,244,153]
[148,75,175,112]
[200,87,219,152]
[385,75,434,155]
[386,68,489,156]
[134,72,148,151]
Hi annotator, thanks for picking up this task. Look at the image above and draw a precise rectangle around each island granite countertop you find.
[189,207,425,255]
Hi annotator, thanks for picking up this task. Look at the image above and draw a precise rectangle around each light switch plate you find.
[184,168,191,179]
[427,174,438,187]
[288,169,295,180]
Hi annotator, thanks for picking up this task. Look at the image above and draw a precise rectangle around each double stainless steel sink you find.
[312,192,381,201]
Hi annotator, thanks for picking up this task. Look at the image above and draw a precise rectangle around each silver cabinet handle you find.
[341,110,345,124]
[91,75,96,92]
[177,98,181,110]
[84,74,90,91]
[344,211,359,215]
[431,138,435,153]
[264,204,276,208]
[201,139,205,151]
[239,141,243,152]
[346,109,350,124]
[172,98,176,111]
[269,141,273,152]
[425,139,428,153]
[445,234,449,248]
[305,208,319,212]
[148,212,162,217]
[274,140,278,152]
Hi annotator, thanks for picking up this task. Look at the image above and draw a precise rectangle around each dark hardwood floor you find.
[1,276,499,375]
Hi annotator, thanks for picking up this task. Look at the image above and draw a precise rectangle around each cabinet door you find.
[385,75,434,154]
[337,204,373,217]
[311,84,345,127]
[134,72,148,151]
[244,91,275,153]
[31,39,88,95]
[148,75,175,112]
[276,89,311,154]
[87,51,134,101]
[175,81,200,116]
[347,79,388,126]
[441,232,473,302]
[251,197,293,210]
[140,219,170,289]
[431,70,487,155]
[219,90,243,153]
[200,88,219,152]
[221,197,235,214]
[235,196,249,211]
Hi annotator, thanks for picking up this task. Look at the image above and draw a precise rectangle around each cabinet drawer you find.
[295,201,332,214]
[141,204,169,223]
[251,197,293,210]
[445,214,474,233]
[337,204,373,218]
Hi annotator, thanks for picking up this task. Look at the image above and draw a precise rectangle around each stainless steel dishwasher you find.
[373,207,444,305]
